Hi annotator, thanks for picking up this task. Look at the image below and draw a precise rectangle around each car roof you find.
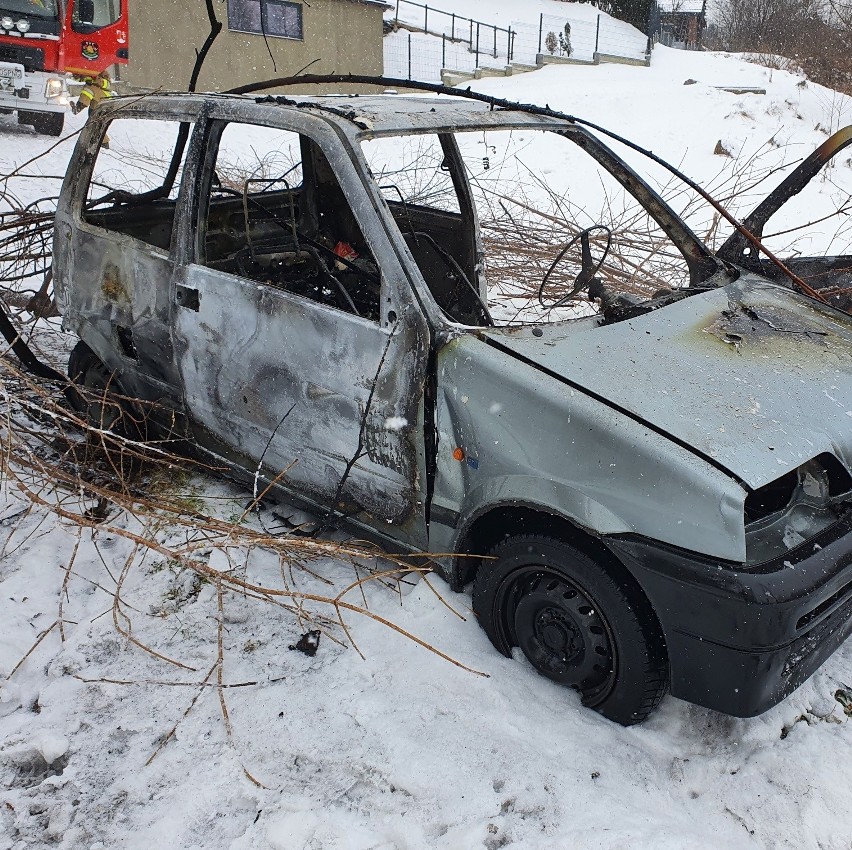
[104,92,572,137]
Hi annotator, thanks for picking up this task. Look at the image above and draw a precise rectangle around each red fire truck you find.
[0,0,128,136]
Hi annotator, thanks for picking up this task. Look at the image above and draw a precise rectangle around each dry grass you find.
[0,350,484,782]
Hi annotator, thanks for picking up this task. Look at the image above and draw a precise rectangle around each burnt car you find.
[53,87,852,725]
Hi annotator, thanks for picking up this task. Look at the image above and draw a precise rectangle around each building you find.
[120,0,389,92]
[653,0,706,50]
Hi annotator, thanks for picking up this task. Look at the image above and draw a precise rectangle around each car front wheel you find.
[472,534,668,725]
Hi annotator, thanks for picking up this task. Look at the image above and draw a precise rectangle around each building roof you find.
[656,0,705,13]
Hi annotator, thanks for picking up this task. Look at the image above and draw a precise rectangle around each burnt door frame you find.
[171,106,432,549]
[57,103,205,417]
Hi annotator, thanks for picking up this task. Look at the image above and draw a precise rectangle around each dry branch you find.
[0,338,484,784]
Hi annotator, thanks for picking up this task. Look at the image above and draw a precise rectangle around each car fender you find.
[454,473,633,545]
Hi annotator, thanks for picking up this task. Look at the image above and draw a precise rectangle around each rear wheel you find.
[473,534,668,725]
[68,341,142,480]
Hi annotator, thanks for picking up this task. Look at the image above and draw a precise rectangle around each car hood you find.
[482,278,852,490]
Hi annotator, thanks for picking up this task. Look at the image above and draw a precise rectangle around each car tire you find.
[68,341,142,479]
[20,110,64,137]
[472,534,668,725]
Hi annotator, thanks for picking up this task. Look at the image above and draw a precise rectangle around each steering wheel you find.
[538,225,613,310]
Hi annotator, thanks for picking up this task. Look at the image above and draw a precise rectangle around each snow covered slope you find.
[385,0,648,79]
[2,46,852,850]
[466,45,852,257]
[390,0,642,31]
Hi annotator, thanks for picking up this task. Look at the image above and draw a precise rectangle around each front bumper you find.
[0,64,67,112]
[608,512,852,716]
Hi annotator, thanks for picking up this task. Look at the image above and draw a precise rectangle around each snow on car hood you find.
[483,278,852,490]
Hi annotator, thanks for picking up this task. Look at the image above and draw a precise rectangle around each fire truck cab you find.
[0,0,128,136]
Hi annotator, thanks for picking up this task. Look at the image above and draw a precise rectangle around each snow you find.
[2,42,852,850]
[656,0,705,12]
[390,0,638,29]
[463,46,852,258]
[33,734,69,766]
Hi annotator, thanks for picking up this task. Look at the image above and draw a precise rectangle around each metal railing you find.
[390,0,516,63]
[511,12,649,64]
[384,6,652,83]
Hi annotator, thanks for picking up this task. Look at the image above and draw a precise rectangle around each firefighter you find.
[71,71,113,147]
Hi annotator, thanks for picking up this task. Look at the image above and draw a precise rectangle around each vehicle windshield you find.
[0,0,60,19]
[359,106,852,327]
[361,124,719,326]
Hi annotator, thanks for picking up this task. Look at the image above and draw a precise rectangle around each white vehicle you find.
[0,56,68,136]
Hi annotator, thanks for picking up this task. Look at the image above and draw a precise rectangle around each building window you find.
[228,0,304,40]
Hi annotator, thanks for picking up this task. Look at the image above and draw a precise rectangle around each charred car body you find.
[53,87,852,724]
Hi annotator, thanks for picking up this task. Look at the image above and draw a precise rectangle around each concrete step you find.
[441,62,539,86]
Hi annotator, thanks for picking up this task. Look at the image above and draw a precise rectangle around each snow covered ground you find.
[2,43,852,850]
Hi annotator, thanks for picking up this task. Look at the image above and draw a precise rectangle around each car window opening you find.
[83,117,195,252]
[362,126,701,329]
[201,122,381,322]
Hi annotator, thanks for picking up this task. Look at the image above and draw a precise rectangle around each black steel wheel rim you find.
[499,566,616,705]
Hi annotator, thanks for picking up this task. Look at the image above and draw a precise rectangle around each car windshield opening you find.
[362,125,722,327]
[0,0,60,19]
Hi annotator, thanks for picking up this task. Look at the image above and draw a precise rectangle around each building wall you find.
[121,0,385,93]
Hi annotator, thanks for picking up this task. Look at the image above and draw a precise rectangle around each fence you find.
[385,31,446,82]
[512,13,649,64]
[389,0,516,63]
[384,6,651,82]
[511,15,597,64]
[384,29,510,81]
[653,27,702,50]
[646,5,702,51]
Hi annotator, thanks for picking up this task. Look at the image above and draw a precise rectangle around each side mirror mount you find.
[77,0,95,25]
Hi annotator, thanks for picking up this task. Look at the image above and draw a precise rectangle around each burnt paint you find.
[758,256,852,314]
[174,262,426,536]
[706,301,830,349]
[100,263,128,305]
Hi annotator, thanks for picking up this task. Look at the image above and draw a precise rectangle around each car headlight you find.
[745,461,829,522]
[744,457,851,563]
[45,78,63,99]
[16,19,30,33]
[0,16,14,30]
